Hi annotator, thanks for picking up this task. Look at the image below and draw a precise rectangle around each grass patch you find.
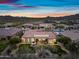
[0,40,8,53]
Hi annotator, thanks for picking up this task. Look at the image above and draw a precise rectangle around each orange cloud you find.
[0,12,73,18]
[26,13,72,18]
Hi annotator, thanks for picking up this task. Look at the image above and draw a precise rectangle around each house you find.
[22,23,33,28]
[0,27,22,40]
[61,30,79,40]
[21,30,56,45]
[39,23,53,28]
[70,24,79,29]
[23,23,54,30]
[33,23,54,30]
[3,23,13,27]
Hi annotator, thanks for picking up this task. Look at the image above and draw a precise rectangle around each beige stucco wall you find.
[48,39,56,44]
[22,37,56,45]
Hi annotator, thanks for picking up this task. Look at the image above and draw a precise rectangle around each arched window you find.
[36,39,39,44]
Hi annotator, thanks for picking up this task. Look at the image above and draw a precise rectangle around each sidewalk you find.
[57,42,70,54]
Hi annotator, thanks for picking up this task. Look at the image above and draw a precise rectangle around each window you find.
[45,39,48,44]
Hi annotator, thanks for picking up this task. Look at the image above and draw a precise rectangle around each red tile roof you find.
[22,30,56,39]
[0,27,21,37]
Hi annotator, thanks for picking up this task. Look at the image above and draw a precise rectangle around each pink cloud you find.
[10,4,35,8]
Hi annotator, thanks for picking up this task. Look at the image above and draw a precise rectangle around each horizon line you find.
[0,13,78,18]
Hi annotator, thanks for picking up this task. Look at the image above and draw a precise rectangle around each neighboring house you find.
[3,23,13,27]
[38,23,54,31]
[70,24,79,29]
[22,23,33,28]
[39,23,53,28]
[21,28,31,33]
[23,23,54,30]
[61,30,79,40]
[23,23,33,26]
[21,30,56,45]
[0,27,22,40]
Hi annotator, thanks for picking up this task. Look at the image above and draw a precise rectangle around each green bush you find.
[18,44,35,54]
[44,45,67,54]
[57,36,72,45]
[0,43,7,53]
[9,36,21,45]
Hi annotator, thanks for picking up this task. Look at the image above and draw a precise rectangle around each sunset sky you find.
[0,0,79,18]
